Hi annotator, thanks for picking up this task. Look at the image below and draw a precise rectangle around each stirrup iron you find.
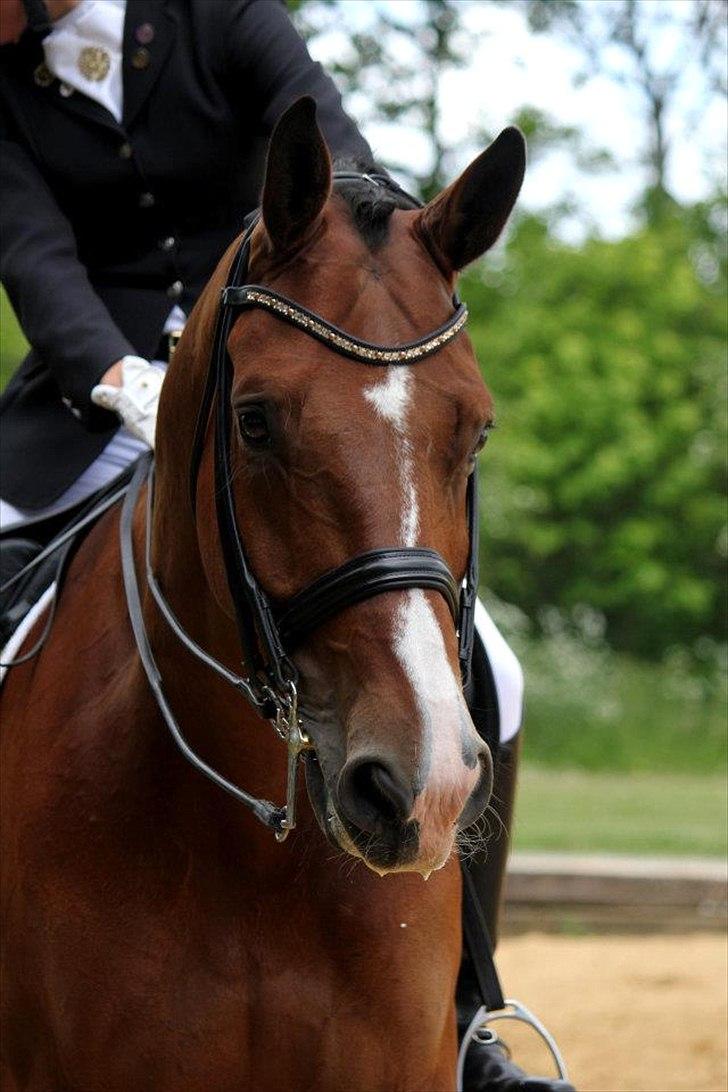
[456,999,570,1092]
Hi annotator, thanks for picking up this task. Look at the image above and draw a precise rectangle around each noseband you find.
[122,172,479,838]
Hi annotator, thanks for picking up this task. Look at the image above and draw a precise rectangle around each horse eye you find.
[473,423,494,457]
[238,405,271,448]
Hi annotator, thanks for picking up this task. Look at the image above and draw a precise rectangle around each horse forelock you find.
[331,158,410,249]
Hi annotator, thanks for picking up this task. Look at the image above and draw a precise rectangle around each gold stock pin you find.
[77,46,111,82]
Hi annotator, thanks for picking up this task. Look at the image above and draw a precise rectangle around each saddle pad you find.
[0,583,56,686]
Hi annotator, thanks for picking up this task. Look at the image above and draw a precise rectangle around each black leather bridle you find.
[121,172,479,839]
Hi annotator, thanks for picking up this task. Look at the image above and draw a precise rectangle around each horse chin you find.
[332,812,453,878]
[303,752,451,877]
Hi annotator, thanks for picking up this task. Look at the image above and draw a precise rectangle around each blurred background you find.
[1,1,726,1087]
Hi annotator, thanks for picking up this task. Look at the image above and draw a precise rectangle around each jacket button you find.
[138,192,155,208]
[131,47,151,71]
[159,236,176,251]
[135,22,155,45]
[167,280,183,299]
[118,142,133,159]
[33,63,54,88]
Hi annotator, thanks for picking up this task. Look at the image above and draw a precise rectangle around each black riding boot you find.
[457,731,575,1092]
[0,537,45,646]
[0,498,90,647]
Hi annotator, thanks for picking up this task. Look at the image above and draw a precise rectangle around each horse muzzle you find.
[303,739,493,876]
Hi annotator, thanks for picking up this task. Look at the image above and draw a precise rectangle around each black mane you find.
[332,159,419,249]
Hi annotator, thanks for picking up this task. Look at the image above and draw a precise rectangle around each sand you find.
[495,932,727,1092]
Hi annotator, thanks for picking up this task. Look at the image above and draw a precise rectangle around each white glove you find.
[91,355,164,448]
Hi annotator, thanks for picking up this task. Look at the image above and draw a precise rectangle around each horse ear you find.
[418,127,526,275]
[262,96,332,253]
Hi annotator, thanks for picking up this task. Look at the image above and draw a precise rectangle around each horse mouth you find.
[303,748,423,874]
[303,750,341,851]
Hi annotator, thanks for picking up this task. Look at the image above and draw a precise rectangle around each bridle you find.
[121,172,479,840]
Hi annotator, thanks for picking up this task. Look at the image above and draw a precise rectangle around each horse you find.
[0,97,525,1091]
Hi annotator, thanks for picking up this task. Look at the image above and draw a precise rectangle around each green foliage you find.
[0,287,28,390]
[499,0,727,198]
[292,0,472,198]
[489,593,726,775]
[510,105,615,175]
[467,200,727,661]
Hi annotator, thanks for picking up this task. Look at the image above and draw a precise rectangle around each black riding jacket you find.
[0,0,371,508]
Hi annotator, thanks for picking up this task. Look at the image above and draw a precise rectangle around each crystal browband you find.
[221,285,469,365]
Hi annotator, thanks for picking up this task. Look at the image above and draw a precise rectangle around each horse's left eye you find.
[238,406,271,448]
[472,423,494,458]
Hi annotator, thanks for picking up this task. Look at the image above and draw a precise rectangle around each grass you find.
[512,765,728,858]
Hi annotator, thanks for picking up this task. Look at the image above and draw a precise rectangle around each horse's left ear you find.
[417,127,526,275]
[262,96,332,253]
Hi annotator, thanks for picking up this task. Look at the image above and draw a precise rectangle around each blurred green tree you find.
[294,0,725,216]
[466,197,727,660]
[499,0,727,215]
[288,0,726,664]
[0,287,28,389]
[292,0,472,198]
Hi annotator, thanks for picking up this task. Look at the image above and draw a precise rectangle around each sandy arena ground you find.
[496,932,727,1092]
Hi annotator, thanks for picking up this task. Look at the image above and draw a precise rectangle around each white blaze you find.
[363,368,418,545]
[363,369,469,808]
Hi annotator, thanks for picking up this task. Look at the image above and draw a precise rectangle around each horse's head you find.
[177,98,524,876]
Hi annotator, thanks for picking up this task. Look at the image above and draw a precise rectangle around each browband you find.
[222,286,468,366]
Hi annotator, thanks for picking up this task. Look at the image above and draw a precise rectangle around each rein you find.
[124,172,478,839]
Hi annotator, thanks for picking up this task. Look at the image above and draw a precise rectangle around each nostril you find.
[338,757,414,834]
[353,763,405,822]
[479,745,494,801]
[458,747,494,831]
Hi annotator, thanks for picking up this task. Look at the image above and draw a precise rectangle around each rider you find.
[0,3,572,1089]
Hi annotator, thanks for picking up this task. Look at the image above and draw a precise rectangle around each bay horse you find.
[1,98,525,1091]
